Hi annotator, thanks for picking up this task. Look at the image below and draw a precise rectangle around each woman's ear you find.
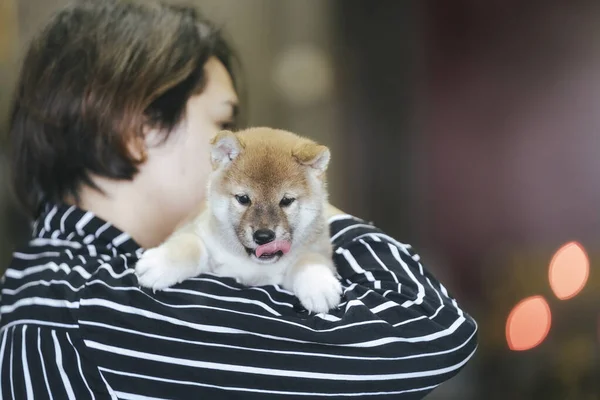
[134,123,170,162]
[127,134,148,163]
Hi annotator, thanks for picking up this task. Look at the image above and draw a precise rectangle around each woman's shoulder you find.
[4,202,144,286]
[1,236,142,329]
[8,233,144,286]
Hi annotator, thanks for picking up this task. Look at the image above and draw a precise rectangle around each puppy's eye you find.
[235,194,251,205]
[280,196,295,207]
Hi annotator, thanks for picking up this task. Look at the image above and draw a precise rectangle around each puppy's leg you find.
[284,253,342,314]
[135,228,208,291]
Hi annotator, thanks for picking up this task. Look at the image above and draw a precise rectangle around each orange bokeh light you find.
[506,295,552,351]
[548,241,589,300]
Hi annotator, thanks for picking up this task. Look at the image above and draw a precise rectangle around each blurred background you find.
[1,0,599,398]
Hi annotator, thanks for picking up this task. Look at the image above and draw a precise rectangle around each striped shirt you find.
[0,203,477,399]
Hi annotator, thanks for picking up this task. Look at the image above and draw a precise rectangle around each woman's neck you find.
[73,177,182,249]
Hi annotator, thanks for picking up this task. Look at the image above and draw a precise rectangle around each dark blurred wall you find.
[333,0,420,240]
[422,0,600,297]
[0,0,28,269]
[422,1,600,398]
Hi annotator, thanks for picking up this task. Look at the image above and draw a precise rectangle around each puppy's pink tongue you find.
[255,240,291,258]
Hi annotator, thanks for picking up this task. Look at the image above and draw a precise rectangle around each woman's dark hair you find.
[9,0,238,217]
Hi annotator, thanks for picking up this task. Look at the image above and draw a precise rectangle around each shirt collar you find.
[33,203,142,255]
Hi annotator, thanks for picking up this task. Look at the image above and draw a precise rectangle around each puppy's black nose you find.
[253,229,275,245]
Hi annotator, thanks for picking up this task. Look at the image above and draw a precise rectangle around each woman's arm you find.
[74,210,477,399]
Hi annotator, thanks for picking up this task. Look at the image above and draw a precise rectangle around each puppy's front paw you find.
[293,264,342,314]
[135,247,199,291]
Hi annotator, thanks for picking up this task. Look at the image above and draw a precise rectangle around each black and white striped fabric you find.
[0,203,477,399]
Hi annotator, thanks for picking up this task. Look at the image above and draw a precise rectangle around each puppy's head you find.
[207,128,330,264]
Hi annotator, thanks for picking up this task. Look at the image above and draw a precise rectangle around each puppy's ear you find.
[210,130,243,169]
[293,142,330,175]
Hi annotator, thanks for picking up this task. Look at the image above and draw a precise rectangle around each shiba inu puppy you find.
[135,127,342,313]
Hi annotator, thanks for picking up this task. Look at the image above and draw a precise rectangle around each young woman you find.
[1,1,477,398]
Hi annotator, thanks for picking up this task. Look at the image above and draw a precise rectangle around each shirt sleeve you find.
[77,215,478,399]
